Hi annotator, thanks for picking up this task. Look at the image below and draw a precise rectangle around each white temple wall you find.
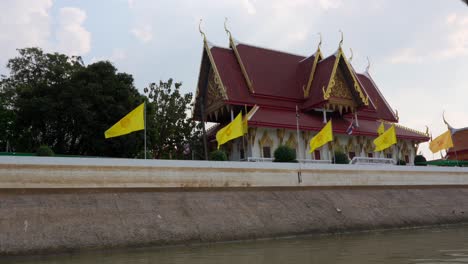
[227,127,418,165]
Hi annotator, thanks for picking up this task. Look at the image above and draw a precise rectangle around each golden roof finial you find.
[395,109,399,121]
[198,19,206,40]
[339,29,344,47]
[442,110,452,129]
[224,17,232,39]
[366,56,371,73]
[317,32,322,49]
[349,48,353,62]
[425,125,430,136]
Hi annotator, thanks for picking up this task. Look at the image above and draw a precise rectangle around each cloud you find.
[56,7,91,56]
[388,48,424,64]
[241,0,256,15]
[91,48,127,63]
[0,0,52,67]
[318,0,342,10]
[388,13,468,64]
[131,25,153,43]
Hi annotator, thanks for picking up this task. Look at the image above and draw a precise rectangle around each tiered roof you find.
[193,32,429,142]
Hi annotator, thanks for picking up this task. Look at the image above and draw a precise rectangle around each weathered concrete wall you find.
[1,157,468,255]
[2,187,468,255]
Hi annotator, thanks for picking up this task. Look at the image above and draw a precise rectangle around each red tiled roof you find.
[449,128,468,153]
[235,43,308,100]
[302,54,336,110]
[356,73,398,122]
[210,47,255,105]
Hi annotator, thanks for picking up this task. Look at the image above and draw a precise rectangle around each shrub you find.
[210,150,227,161]
[333,151,349,164]
[414,155,427,166]
[36,145,54,156]
[397,159,407,166]
[273,145,296,162]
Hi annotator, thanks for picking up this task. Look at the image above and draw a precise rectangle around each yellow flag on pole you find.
[309,120,333,153]
[429,130,453,153]
[373,125,397,152]
[216,113,244,149]
[377,122,385,135]
[104,102,145,139]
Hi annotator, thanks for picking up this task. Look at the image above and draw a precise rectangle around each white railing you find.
[298,159,332,164]
[247,157,274,162]
[349,157,396,165]
[246,157,332,164]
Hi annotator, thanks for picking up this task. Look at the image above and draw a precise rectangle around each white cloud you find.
[90,48,127,63]
[0,0,52,68]
[241,0,256,15]
[318,0,342,10]
[56,7,91,56]
[388,13,468,64]
[128,0,136,8]
[131,25,153,43]
[388,48,424,64]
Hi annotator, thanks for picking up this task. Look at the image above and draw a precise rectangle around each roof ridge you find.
[382,121,428,137]
[299,51,317,63]
[358,71,398,121]
[234,39,307,58]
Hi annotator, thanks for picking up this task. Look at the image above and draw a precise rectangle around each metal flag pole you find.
[295,105,302,183]
[144,102,147,160]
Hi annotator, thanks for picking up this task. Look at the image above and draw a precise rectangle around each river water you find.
[5,225,468,264]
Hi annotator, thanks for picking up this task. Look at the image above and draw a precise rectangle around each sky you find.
[0,0,467,160]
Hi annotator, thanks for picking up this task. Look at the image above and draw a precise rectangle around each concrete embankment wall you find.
[1,157,468,255]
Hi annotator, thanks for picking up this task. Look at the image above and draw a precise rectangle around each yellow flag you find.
[377,122,385,135]
[429,130,453,153]
[104,102,145,139]
[309,120,333,153]
[373,125,397,152]
[216,113,244,149]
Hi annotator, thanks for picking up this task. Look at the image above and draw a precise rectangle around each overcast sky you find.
[1,0,467,159]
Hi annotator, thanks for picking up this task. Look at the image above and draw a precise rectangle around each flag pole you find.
[295,105,302,183]
[144,102,147,160]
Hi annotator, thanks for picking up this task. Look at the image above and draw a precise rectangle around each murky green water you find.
[5,225,468,264]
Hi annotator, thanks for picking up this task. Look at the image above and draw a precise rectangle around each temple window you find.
[348,152,356,160]
[314,150,321,160]
[240,149,245,160]
[368,153,373,158]
[405,155,409,164]
[386,153,392,159]
[263,146,271,158]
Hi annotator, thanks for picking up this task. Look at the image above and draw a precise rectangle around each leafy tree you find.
[0,82,15,151]
[1,47,146,157]
[144,79,198,159]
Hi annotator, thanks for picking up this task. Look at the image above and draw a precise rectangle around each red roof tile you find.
[356,73,398,122]
[302,54,336,110]
[235,43,307,100]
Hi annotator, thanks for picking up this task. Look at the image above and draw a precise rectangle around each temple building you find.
[193,24,429,164]
[444,116,468,161]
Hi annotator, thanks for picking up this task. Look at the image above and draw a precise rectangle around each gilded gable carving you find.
[330,68,353,100]
[206,69,224,105]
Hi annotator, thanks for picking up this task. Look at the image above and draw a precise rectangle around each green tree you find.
[0,82,15,151]
[1,47,146,157]
[144,79,197,159]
